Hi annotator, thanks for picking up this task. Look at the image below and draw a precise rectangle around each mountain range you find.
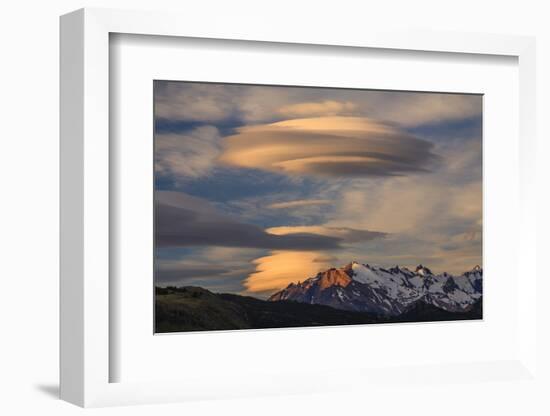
[155,262,482,333]
[268,262,482,316]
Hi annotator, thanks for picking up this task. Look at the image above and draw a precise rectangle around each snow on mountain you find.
[268,262,483,316]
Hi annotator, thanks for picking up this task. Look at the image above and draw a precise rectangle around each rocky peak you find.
[388,265,401,274]
[318,268,352,290]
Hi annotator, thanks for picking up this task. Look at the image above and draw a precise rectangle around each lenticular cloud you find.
[218,116,439,178]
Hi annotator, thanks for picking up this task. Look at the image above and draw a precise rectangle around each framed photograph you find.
[153,81,484,334]
[60,8,538,408]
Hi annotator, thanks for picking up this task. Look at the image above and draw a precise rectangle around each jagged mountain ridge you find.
[268,262,482,316]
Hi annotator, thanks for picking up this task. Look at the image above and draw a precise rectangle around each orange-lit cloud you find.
[244,250,332,293]
[243,225,387,293]
[267,199,331,209]
[218,117,438,178]
[266,225,386,243]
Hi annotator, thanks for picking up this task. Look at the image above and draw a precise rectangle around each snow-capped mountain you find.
[268,262,482,316]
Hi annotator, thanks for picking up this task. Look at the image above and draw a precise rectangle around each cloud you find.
[243,225,386,293]
[156,263,231,283]
[357,92,482,127]
[157,266,253,293]
[219,117,439,178]
[155,126,221,179]
[155,82,239,122]
[155,82,312,123]
[267,199,331,209]
[312,255,338,263]
[155,246,263,292]
[243,250,334,294]
[156,191,345,250]
[328,139,482,235]
[266,225,386,243]
[155,81,481,127]
[318,137,482,274]
[278,100,356,117]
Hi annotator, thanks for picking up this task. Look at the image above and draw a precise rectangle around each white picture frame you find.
[60,7,538,408]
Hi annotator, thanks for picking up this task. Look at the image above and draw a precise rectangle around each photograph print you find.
[154,81,483,333]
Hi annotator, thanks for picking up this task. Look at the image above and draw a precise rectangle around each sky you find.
[154,81,482,298]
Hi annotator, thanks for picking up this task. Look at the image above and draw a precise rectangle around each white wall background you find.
[0,0,548,414]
